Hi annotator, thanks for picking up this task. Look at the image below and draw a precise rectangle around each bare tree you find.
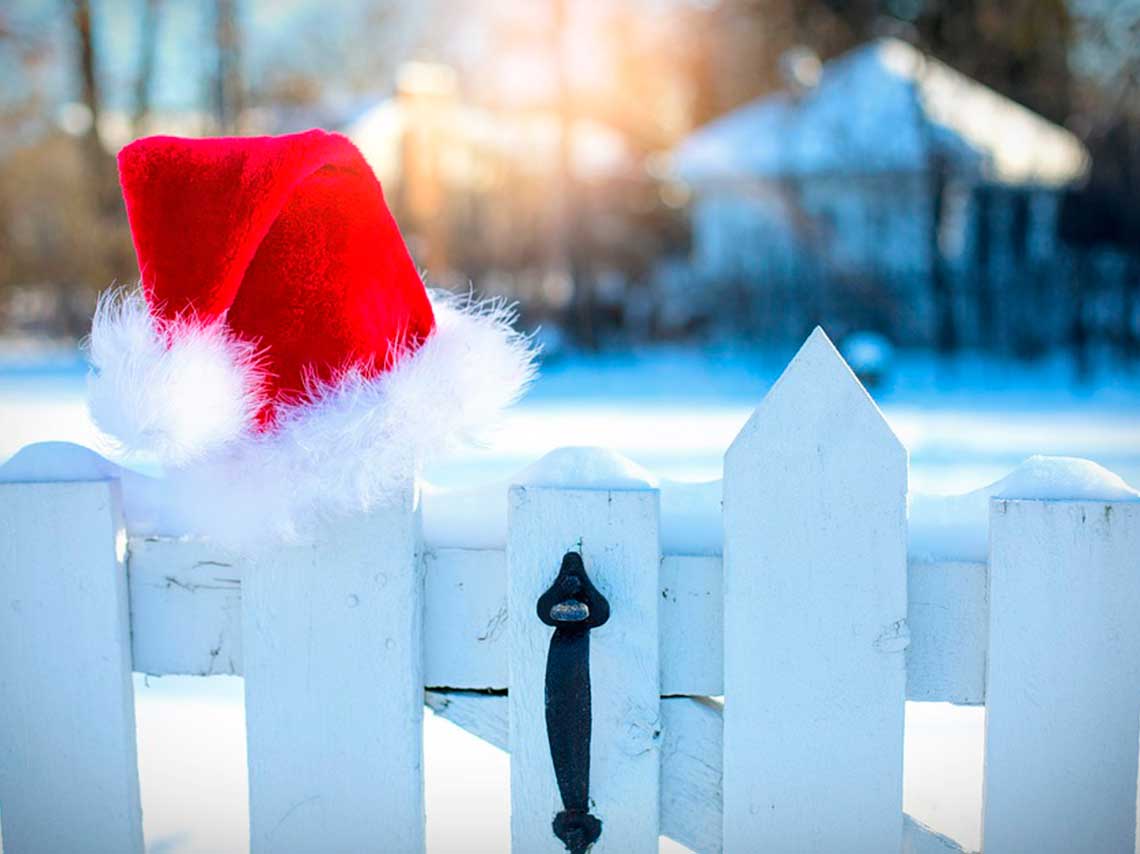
[214,0,243,133]
[132,0,162,136]
[71,0,115,212]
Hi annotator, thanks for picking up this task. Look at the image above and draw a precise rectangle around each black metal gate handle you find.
[537,551,610,854]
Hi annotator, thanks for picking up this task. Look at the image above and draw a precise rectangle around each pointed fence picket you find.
[2,327,1139,854]
[723,329,909,853]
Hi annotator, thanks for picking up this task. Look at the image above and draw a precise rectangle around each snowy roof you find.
[673,38,1090,187]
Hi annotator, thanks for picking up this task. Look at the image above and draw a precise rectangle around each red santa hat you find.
[87,129,535,546]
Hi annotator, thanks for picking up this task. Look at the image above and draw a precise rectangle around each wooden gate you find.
[2,329,1139,853]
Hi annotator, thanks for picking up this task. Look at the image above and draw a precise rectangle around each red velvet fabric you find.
[117,129,434,426]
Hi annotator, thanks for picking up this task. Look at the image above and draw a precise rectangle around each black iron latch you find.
[536,551,610,854]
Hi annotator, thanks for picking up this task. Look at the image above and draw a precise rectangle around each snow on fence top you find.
[908,454,1139,561]
[2,328,1139,854]
[4,421,1134,563]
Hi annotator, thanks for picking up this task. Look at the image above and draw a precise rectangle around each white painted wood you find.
[983,499,1140,854]
[129,537,242,676]
[660,696,724,853]
[426,690,509,751]
[0,480,144,854]
[424,547,507,689]
[906,560,987,704]
[902,815,971,854]
[660,555,722,697]
[722,328,908,853]
[508,486,661,854]
[429,690,970,854]
[429,691,725,852]
[125,543,985,704]
[657,699,966,854]
[242,489,424,854]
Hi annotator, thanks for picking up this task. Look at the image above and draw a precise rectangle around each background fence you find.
[2,329,1139,853]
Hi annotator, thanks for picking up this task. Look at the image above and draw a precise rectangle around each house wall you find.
[686,173,936,345]
[682,172,1078,351]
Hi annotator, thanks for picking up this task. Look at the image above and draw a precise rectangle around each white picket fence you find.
[2,329,1139,854]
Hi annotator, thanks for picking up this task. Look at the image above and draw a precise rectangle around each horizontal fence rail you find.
[3,328,1138,854]
[127,541,986,703]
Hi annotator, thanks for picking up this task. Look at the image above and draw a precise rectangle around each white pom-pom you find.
[86,289,265,466]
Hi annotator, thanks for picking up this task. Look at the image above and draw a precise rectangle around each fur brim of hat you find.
[86,288,537,548]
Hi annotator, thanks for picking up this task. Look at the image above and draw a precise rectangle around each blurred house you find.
[669,38,1091,351]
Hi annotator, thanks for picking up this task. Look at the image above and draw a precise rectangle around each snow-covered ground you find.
[2,345,1139,853]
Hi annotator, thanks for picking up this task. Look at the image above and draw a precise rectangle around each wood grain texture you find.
[983,499,1140,854]
[722,328,908,853]
[129,536,242,677]
[127,542,985,704]
[507,485,661,854]
[424,547,507,690]
[242,490,424,854]
[0,480,144,854]
[906,560,987,704]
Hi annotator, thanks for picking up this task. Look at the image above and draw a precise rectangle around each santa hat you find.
[87,129,535,546]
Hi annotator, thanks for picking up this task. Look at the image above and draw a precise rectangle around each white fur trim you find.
[90,289,537,549]
[86,290,265,466]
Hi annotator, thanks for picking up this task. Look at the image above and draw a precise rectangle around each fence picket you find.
[0,481,144,854]
[242,491,424,853]
[508,485,661,853]
[983,499,1140,853]
[722,328,908,853]
[7,407,1140,854]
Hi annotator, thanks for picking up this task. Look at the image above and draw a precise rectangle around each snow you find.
[0,441,172,534]
[429,452,1137,561]
[4,351,1139,563]
[0,440,122,483]
[425,446,717,556]
[515,445,657,489]
[908,455,1140,562]
[423,447,657,550]
[421,480,509,550]
[2,346,1139,853]
[658,479,723,555]
[423,467,722,555]
[991,454,1140,502]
